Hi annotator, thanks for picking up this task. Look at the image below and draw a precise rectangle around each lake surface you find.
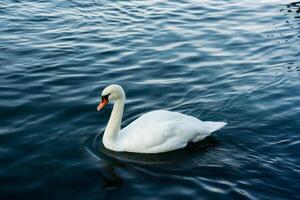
[1,0,300,199]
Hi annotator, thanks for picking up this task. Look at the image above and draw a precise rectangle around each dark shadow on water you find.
[84,131,220,185]
[98,160,123,191]
[287,1,300,15]
[86,131,219,165]
[283,1,300,18]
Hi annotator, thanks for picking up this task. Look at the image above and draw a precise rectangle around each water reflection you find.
[85,135,123,191]
[280,1,300,74]
[85,132,219,170]
[282,1,300,20]
[287,2,300,15]
[99,160,123,191]
[84,131,223,194]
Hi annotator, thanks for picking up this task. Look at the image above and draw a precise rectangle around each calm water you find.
[1,0,300,199]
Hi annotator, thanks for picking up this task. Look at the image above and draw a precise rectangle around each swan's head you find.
[97,84,125,111]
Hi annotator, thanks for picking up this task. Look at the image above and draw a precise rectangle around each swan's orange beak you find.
[97,98,108,111]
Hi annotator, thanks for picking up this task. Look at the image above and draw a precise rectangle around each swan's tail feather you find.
[204,121,227,133]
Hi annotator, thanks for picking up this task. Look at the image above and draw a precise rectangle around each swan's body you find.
[97,85,227,154]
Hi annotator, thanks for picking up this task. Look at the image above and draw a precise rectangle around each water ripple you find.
[0,0,300,199]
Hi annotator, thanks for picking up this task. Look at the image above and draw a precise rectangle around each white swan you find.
[97,84,227,154]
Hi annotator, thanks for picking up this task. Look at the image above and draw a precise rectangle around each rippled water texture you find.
[1,0,300,199]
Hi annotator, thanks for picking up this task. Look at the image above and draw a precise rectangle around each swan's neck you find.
[103,98,124,147]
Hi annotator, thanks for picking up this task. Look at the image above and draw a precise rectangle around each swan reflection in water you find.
[85,132,221,192]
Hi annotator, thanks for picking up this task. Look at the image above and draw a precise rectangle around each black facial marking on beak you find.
[101,94,110,101]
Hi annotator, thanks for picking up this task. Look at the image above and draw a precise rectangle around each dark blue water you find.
[1,0,300,199]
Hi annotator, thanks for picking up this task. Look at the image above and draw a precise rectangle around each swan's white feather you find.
[116,110,226,153]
